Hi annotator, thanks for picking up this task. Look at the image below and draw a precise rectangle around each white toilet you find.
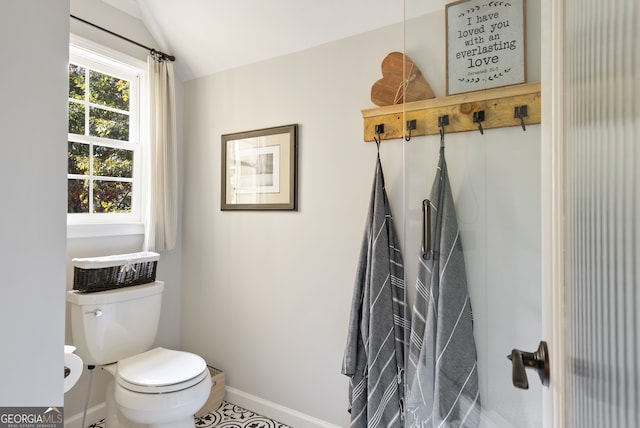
[67,281,212,428]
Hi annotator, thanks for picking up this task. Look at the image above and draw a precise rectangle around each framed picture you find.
[446,0,526,95]
[221,124,298,211]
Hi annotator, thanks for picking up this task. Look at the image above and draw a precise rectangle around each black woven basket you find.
[72,252,159,292]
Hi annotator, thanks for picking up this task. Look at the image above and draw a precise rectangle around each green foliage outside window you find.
[67,63,134,214]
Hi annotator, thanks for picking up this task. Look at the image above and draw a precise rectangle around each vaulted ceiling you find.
[101,0,447,80]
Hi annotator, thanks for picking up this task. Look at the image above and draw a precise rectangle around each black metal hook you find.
[473,110,485,135]
[514,105,528,131]
[438,115,449,148]
[373,123,384,146]
[405,119,417,142]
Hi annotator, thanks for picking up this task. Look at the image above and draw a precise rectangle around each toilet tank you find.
[67,281,164,365]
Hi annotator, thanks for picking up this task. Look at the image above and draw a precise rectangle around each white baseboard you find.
[224,387,342,428]
[64,402,106,428]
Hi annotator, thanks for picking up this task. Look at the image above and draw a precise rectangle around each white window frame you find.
[67,35,148,238]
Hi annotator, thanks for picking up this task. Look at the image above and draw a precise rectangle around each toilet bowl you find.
[102,348,212,428]
[67,282,211,428]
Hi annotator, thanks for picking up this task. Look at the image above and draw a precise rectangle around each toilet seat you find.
[116,347,208,394]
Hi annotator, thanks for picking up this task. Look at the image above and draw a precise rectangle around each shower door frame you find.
[541,0,566,426]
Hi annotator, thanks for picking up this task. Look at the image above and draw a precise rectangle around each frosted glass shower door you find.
[562,0,640,426]
[402,2,544,426]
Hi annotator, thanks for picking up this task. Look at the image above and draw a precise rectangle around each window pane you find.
[68,142,89,174]
[93,180,132,213]
[68,102,85,135]
[68,179,89,213]
[89,70,129,111]
[69,64,85,101]
[89,107,129,141]
[94,145,133,178]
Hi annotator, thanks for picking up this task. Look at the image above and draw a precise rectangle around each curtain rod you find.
[70,14,175,62]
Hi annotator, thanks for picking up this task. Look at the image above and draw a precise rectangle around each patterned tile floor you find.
[87,401,290,428]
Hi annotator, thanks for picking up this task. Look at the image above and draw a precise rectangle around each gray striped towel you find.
[342,156,408,428]
[406,147,481,427]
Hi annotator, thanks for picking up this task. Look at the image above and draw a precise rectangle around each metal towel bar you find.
[422,199,431,260]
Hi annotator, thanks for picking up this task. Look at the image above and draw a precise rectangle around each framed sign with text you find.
[446,0,526,95]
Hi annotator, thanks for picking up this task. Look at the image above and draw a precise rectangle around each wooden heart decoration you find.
[371,52,435,106]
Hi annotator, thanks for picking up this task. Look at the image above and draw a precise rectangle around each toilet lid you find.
[117,347,208,393]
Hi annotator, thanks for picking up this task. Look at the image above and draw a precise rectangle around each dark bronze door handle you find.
[507,341,550,389]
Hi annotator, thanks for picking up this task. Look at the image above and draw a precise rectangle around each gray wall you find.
[181,24,405,427]
[0,0,69,408]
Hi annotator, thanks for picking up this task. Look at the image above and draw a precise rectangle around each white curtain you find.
[143,55,178,252]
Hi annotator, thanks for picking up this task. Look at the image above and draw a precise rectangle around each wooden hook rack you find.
[362,82,541,142]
